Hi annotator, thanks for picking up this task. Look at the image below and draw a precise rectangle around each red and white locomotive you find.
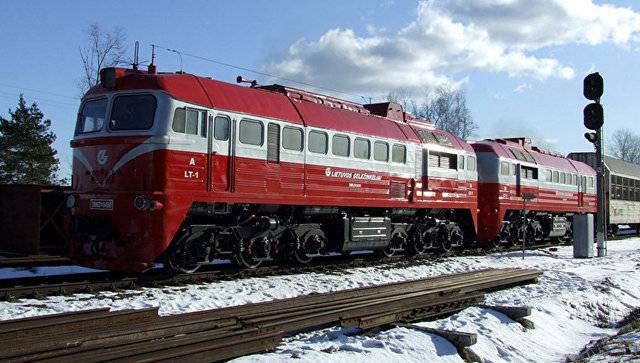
[67,66,596,272]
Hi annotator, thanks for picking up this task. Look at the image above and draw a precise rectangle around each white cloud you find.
[266,0,640,99]
[514,83,531,93]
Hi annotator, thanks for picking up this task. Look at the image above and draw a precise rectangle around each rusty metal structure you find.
[0,268,540,362]
[0,184,69,256]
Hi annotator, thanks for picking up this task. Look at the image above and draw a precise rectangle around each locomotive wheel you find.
[232,239,264,269]
[378,230,407,258]
[408,228,429,255]
[292,229,326,265]
[438,226,453,252]
[292,250,313,265]
[165,230,206,274]
[446,225,464,251]
[378,244,397,258]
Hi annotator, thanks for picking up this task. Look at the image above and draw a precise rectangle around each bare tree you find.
[77,23,127,94]
[609,128,640,164]
[388,86,477,140]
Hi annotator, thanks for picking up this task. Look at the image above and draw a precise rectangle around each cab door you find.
[579,176,586,208]
[265,122,281,194]
[207,114,231,192]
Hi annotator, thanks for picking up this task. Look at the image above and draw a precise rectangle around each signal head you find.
[584,132,598,144]
[583,72,604,101]
[583,102,604,130]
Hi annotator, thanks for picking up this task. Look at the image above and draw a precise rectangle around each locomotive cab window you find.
[76,98,107,134]
[392,144,406,163]
[239,119,264,146]
[282,126,303,151]
[109,94,156,131]
[308,130,328,154]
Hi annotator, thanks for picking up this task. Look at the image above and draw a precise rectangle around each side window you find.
[200,113,208,137]
[354,138,370,159]
[308,130,328,154]
[173,108,205,136]
[239,119,263,146]
[374,141,389,162]
[500,161,510,176]
[544,169,552,182]
[282,126,303,151]
[522,166,538,179]
[185,109,199,135]
[267,123,280,163]
[466,156,476,171]
[552,171,559,183]
[392,144,406,163]
[560,172,566,184]
[588,177,594,188]
[429,151,457,169]
[172,108,186,133]
[332,134,350,157]
[214,115,230,141]
[457,155,465,170]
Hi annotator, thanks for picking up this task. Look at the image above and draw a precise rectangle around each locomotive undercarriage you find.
[163,202,471,273]
[493,211,573,247]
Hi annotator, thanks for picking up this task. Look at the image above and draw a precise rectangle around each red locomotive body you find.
[68,67,480,272]
[472,138,597,246]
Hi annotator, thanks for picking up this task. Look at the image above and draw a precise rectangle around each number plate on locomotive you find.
[90,198,113,210]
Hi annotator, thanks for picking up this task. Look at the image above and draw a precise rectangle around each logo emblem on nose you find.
[97,149,108,165]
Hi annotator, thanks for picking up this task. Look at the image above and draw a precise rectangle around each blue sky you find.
[1,0,639,178]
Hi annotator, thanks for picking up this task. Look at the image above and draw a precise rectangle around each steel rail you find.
[0,232,566,301]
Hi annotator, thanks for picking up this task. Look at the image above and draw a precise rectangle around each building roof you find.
[604,155,640,179]
[567,152,640,179]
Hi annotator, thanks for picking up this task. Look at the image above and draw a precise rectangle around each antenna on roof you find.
[148,44,157,74]
[132,41,139,70]
[236,75,257,88]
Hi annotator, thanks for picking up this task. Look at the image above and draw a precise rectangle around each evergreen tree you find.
[0,95,60,184]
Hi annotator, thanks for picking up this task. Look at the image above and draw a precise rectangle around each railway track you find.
[1,233,633,301]
[0,268,542,362]
[0,255,70,268]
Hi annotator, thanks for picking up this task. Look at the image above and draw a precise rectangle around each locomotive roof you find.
[86,68,476,150]
[473,138,595,174]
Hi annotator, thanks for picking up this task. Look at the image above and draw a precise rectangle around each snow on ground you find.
[1,239,639,362]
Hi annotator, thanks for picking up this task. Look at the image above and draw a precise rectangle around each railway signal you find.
[582,72,606,257]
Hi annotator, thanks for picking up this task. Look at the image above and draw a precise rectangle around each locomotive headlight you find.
[134,195,150,211]
[66,194,78,208]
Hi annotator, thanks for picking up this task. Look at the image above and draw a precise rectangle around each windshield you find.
[76,98,107,134]
[109,94,156,131]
